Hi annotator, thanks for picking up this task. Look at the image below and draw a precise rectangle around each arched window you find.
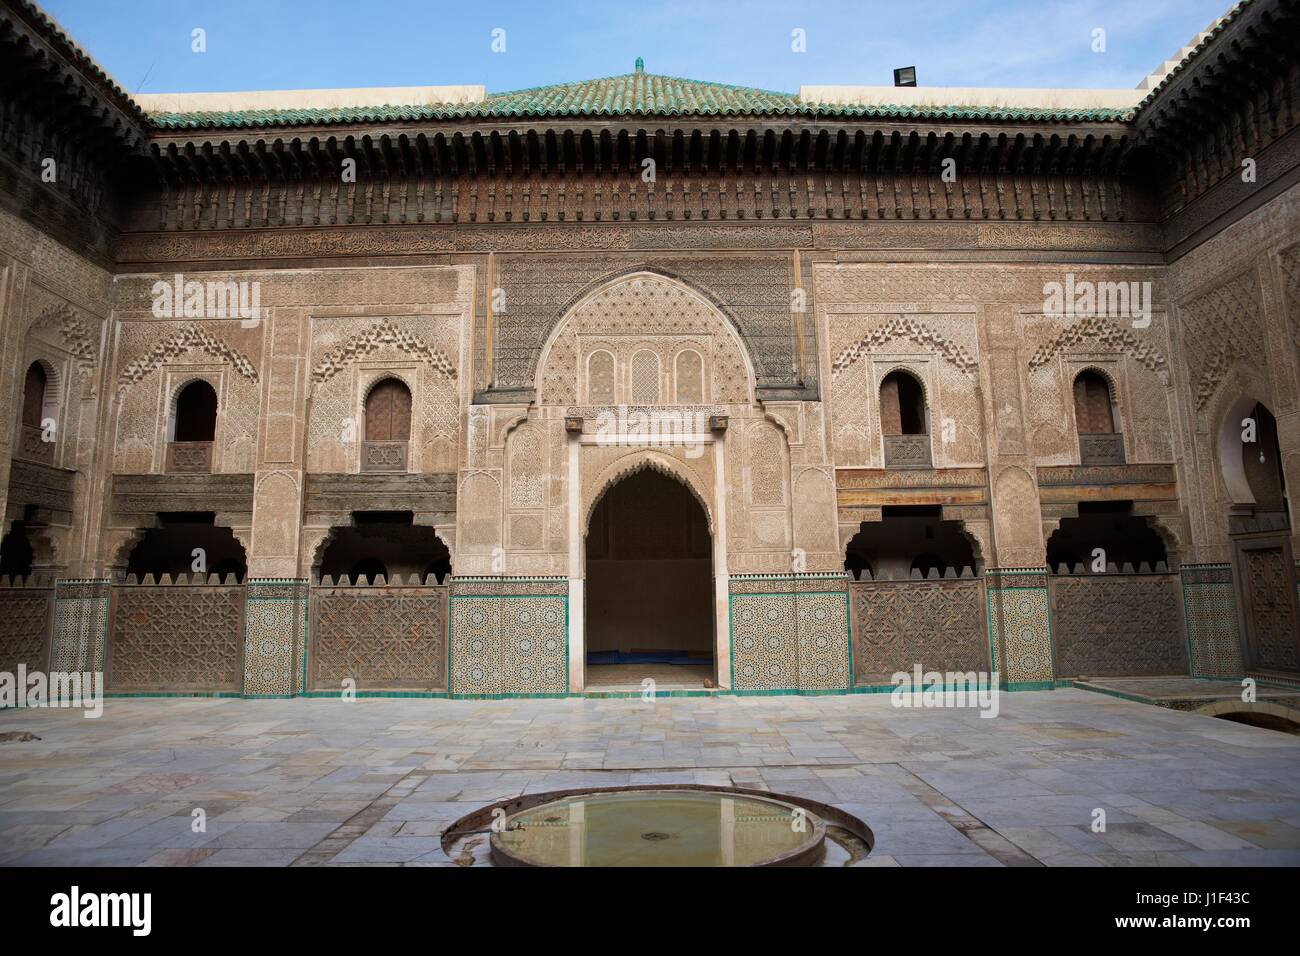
[880,370,925,435]
[587,351,616,404]
[880,370,930,467]
[843,507,979,590]
[124,515,247,582]
[362,378,412,472]
[1243,402,1287,516]
[20,362,52,464]
[1074,370,1124,464]
[1073,370,1115,433]
[1047,507,1169,574]
[674,349,704,404]
[22,362,46,429]
[629,350,661,405]
[167,380,218,473]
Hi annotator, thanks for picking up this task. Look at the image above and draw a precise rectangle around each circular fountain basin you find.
[490,788,825,867]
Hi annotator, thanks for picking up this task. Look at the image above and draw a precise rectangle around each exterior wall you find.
[0,206,114,578]
[1049,571,1186,678]
[2,51,1296,697]
[106,576,245,693]
[730,573,852,693]
[849,574,987,685]
[1165,186,1300,561]
[104,264,475,579]
[0,574,54,674]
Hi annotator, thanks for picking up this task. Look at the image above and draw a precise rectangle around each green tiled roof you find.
[148,70,1134,131]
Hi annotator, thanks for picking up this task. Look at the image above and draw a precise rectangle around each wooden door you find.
[1234,532,1300,676]
[365,379,412,441]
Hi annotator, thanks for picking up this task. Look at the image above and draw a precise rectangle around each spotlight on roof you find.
[893,66,917,88]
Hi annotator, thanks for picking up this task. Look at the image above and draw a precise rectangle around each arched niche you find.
[169,379,218,442]
[535,271,756,406]
[584,450,715,552]
[1072,368,1119,434]
[1218,396,1288,514]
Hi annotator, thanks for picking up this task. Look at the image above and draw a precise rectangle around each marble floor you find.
[585,663,715,690]
[1,688,1299,867]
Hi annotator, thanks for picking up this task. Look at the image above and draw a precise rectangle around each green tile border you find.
[241,579,308,698]
[103,691,242,699]
[726,589,852,695]
[447,592,569,699]
[298,690,450,699]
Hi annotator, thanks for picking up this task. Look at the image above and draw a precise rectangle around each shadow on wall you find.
[317,512,451,583]
[1047,503,1170,572]
[844,506,978,580]
[586,469,712,655]
[124,513,247,581]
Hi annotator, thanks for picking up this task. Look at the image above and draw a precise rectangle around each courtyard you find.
[1,689,1298,867]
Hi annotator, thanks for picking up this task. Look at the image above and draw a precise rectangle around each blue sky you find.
[41,0,1233,95]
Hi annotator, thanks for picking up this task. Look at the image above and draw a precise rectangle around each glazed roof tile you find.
[147,71,1135,130]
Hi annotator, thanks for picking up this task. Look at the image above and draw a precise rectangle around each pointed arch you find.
[311,319,455,386]
[1072,366,1120,435]
[549,264,752,352]
[119,324,259,385]
[26,302,97,371]
[584,449,714,538]
[833,316,977,375]
[535,270,756,406]
[1027,315,1168,374]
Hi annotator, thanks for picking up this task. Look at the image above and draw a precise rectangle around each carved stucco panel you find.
[458,470,503,565]
[111,319,262,475]
[537,272,753,407]
[305,316,460,475]
[991,465,1044,568]
[791,466,840,570]
[825,312,982,468]
[250,471,300,576]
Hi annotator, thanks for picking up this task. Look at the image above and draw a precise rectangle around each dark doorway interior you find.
[0,521,35,578]
[173,381,218,441]
[125,514,247,581]
[843,506,978,580]
[1046,503,1169,571]
[585,469,713,685]
[317,512,451,583]
[1243,402,1288,519]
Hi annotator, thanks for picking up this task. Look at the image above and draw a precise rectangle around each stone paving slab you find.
[1,689,1298,867]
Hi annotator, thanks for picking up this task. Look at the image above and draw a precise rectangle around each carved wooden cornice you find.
[128,126,1146,237]
[1136,0,1300,218]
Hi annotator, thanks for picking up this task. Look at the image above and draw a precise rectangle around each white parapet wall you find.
[798,85,1144,112]
[136,85,487,114]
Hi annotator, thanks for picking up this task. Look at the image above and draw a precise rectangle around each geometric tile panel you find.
[449,596,501,695]
[501,597,567,695]
[986,568,1054,685]
[108,584,244,693]
[311,585,448,691]
[796,592,852,690]
[243,580,308,697]
[729,574,851,692]
[849,579,987,685]
[449,579,568,696]
[50,579,110,676]
[730,592,799,691]
[1181,564,1244,678]
[1050,574,1188,678]
[0,584,53,675]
